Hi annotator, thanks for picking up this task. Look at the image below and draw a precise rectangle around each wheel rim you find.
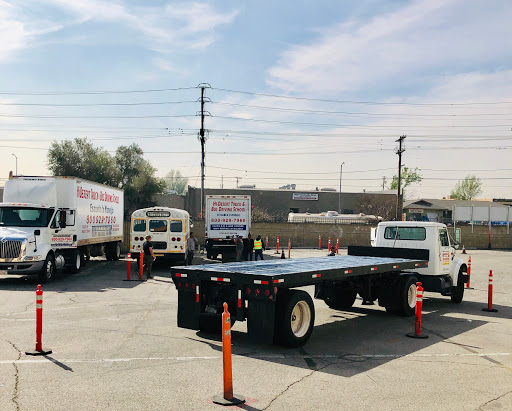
[75,253,81,269]
[407,282,417,308]
[46,260,54,279]
[116,244,120,258]
[290,301,311,338]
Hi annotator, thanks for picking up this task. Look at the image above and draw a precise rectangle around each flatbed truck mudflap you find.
[171,247,428,347]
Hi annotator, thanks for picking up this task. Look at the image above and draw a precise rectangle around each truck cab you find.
[374,221,468,302]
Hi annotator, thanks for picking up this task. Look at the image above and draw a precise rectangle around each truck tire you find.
[450,267,465,304]
[105,243,120,261]
[324,287,357,309]
[274,290,315,347]
[39,254,56,283]
[112,243,121,261]
[386,275,418,317]
[69,249,83,274]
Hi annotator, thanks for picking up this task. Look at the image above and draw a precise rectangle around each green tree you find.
[164,169,188,195]
[47,138,166,217]
[390,167,422,195]
[450,175,482,200]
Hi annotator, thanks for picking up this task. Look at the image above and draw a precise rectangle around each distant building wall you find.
[153,193,185,210]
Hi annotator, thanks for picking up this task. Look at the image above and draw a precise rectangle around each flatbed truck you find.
[171,222,469,347]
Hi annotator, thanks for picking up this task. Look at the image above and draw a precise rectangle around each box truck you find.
[0,176,124,282]
[205,195,251,260]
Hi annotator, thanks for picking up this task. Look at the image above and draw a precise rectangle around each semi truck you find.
[171,221,468,347]
[0,176,124,282]
[205,195,251,260]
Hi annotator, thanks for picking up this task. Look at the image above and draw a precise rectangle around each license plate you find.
[0,270,8,275]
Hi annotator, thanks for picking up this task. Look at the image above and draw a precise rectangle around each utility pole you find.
[11,154,17,176]
[382,176,387,191]
[235,177,240,188]
[338,162,344,214]
[395,135,406,220]
[221,175,224,189]
[197,83,211,219]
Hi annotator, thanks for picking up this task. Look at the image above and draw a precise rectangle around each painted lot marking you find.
[0,352,509,366]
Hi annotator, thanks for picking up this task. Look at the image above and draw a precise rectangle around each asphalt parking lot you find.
[1,248,511,411]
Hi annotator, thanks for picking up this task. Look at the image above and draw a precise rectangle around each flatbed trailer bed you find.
[171,246,429,347]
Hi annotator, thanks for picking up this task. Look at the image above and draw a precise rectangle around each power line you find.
[0,86,197,96]
[210,87,512,106]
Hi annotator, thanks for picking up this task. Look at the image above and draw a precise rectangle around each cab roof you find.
[378,221,446,228]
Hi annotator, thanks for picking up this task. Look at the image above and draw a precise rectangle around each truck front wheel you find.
[39,255,56,283]
[275,290,315,347]
[450,268,465,304]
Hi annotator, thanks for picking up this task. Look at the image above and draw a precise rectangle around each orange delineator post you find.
[212,303,245,405]
[25,285,52,356]
[336,238,339,254]
[407,282,428,339]
[466,256,472,289]
[139,251,143,280]
[266,236,269,249]
[288,238,291,259]
[276,236,280,254]
[328,237,331,252]
[127,252,131,281]
[318,234,321,250]
[482,270,498,312]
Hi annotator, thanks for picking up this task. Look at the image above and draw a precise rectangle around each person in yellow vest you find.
[254,235,265,261]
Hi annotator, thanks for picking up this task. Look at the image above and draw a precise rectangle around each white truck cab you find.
[374,221,468,303]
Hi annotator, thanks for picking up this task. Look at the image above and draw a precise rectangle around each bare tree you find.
[354,195,395,221]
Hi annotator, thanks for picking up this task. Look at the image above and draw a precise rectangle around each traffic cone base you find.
[25,348,52,356]
[406,332,428,339]
[212,394,246,406]
[482,308,498,313]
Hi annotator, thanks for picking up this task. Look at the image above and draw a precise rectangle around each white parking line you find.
[0,352,509,365]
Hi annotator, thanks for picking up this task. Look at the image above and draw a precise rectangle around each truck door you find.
[438,227,450,275]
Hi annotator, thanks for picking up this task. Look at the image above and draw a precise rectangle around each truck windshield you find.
[0,207,53,227]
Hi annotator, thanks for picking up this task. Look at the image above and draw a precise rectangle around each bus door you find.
[148,218,168,254]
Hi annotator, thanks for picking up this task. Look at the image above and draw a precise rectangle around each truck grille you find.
[0,240,23,259]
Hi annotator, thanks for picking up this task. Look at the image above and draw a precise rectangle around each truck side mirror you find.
[34,230,40,236]
[60,210,67,228]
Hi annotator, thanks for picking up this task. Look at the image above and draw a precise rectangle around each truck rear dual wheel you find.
[275,290,315,347]
[39,254,56,283]
[69,249,83,274]
[450,267,465,304]
[324,287,357,310]
[105,243,121,261]
[386,276,417,317]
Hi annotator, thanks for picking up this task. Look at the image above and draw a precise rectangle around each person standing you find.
[142,235,156,279]
[254,235,265,261]
[243,234,254,261]
[186,232,198,265]
[236,235,244,261]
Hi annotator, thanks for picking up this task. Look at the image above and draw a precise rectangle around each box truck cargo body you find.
[0,176,124,281]
[205,195,251,260]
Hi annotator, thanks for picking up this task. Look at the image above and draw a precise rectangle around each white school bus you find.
[130,207,191,264]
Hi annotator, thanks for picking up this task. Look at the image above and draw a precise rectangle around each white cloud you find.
[266,0,512,97]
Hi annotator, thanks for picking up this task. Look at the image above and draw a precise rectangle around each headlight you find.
[23,256,42,261]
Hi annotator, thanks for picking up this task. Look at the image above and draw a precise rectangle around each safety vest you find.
[254,239,262,250]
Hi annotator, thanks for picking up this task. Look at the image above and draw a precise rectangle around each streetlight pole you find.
[11,154,17,176]
[339,162,344,214]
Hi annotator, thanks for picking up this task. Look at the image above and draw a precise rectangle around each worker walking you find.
[254,235,265,261]
[243,233,254,261]
[142,235,156,279]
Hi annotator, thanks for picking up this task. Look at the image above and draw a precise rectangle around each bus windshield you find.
[0,207,54,227]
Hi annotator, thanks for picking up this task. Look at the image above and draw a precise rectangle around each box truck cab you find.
[373,221,468,304]
[130,207,191,264]
[0,176,124,282]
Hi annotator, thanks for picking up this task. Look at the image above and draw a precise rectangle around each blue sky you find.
[1,0,511,199]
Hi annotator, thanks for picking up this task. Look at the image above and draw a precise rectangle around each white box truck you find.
[0,176,124,282]
[205,195,251,260]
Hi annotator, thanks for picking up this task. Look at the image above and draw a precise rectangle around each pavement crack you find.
[478,389,512,410]
[6,340,21,411]
[262,362,331,410]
